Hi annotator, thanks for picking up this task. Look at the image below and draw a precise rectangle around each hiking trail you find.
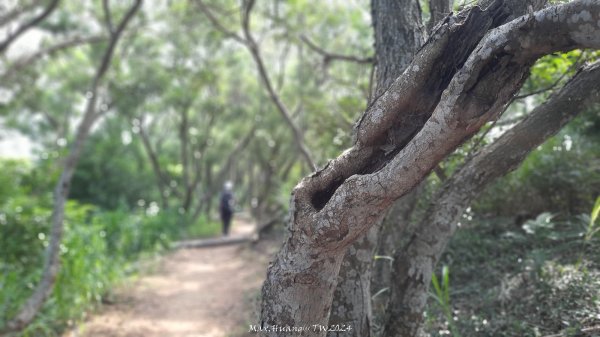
[67,217,277,337]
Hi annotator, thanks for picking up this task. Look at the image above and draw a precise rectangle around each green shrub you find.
[0,160,219,335]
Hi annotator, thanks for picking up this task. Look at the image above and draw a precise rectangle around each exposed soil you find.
[67,218,278,337]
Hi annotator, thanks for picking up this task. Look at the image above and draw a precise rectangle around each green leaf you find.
[590,196,600,227]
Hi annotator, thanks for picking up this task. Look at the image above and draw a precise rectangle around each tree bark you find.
[259,1,600,336]
[428,0,453,31]
[1,1,142,333]
[327,1,425,335]
[382,61,600,337]
[371,0,425,97]
[371,186,421,312]
[327,226,378,337]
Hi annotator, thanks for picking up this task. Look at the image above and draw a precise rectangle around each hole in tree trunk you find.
[310,177,345,211]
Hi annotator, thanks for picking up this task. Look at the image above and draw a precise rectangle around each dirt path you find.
[69,218,276,337]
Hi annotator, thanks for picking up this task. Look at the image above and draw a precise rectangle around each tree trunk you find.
[371,186,421,319]
[382,60,600,337]
[180,105,192,212]
[326,1,425,335]
[428,0,453,31]
[371,0,425,97]
[327,226,378,337]
[259,1,600,336]
[137,117,170,209]
[1,1,142,332]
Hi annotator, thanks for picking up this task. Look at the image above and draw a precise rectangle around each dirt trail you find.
[69,218,276,337]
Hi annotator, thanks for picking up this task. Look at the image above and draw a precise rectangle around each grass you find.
[185,214,222,239]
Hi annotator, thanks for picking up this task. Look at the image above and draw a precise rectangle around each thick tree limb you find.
[383,60,600,337]
[0,1,142,333]
[292,2,513,218]
[0,0,60,54]
[306,0,600,246]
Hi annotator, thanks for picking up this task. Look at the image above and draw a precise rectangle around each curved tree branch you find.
[0,0,60,54]
[193,0,246,44]
[196,0,317,171]
[300,34,374,65]
[102,0,115,34]
[137,116,171,208]
[0,35,106,80]
[241,0,316,171]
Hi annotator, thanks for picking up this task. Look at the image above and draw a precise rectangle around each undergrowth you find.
[0,189,220,336]
[424,211,600,337]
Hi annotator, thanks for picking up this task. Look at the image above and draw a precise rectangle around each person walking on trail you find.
[219,181,235,236]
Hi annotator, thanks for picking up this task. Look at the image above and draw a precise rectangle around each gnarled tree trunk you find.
[259,1,600,336]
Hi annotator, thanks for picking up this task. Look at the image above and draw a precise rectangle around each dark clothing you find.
[221,211,232,236]
[219,191,233,236]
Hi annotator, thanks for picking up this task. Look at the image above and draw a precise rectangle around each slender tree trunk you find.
[382,60,600,337]
[1,1,142,333]
[180,105,194,212]
[190,126,256,222]
[137,118,170,209]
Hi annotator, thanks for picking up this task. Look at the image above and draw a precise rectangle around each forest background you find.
[0,0,599,336]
